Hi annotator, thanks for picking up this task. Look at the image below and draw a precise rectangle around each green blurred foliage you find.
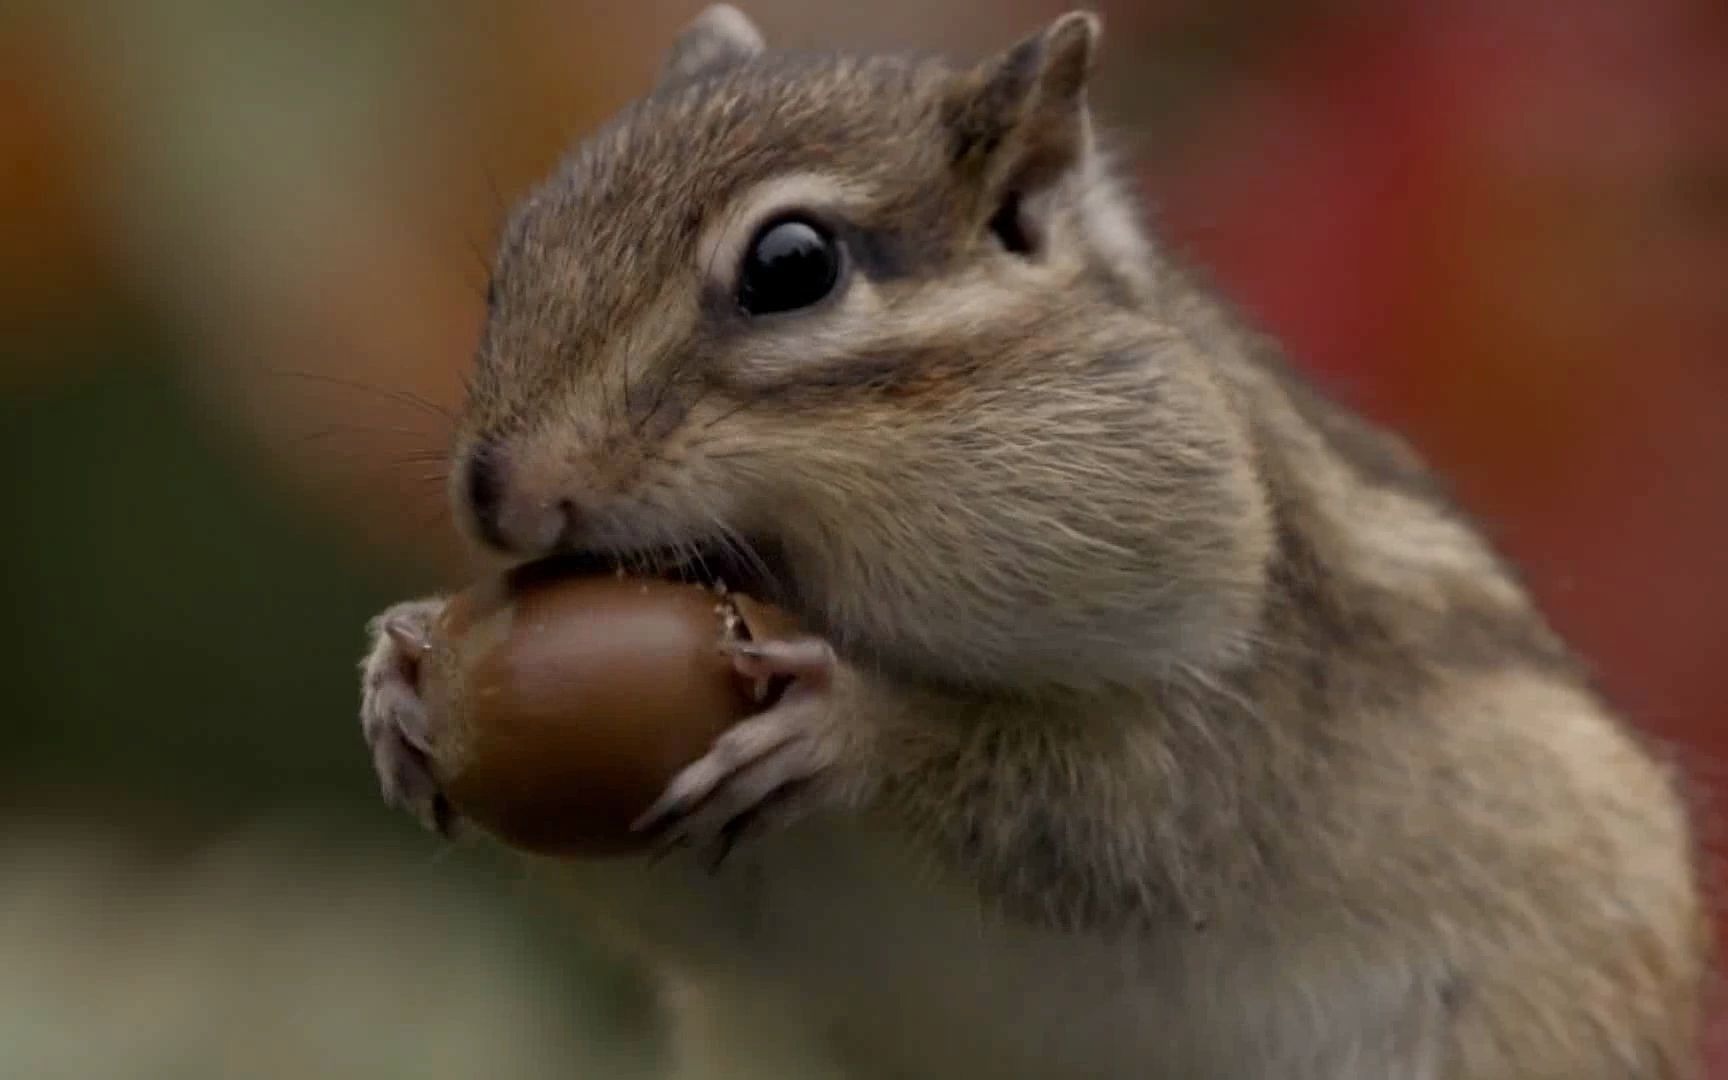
[4,338,388,811]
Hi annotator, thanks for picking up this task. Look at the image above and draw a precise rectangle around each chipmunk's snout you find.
[459,438,576,557]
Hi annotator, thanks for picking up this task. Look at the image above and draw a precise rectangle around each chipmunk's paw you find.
[359,598,454,835]
[633,636,852,869]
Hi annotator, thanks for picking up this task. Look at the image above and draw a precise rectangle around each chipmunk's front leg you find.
[632,635,872,868]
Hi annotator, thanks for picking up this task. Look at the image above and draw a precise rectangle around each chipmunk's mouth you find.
[520,534,791,606]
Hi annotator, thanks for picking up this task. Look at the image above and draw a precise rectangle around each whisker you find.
[463,232,494,284]
[387,456,449,473]
[267,368,457,422]
[292,424,446,446]
[632,544,657,580]
[709,516,775,586]
[683,534,718,588]
[287,443,440,470]
[663,536,690,582]
[483,166,508,218]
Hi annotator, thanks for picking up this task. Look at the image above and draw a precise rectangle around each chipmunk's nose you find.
[461,439,574,556]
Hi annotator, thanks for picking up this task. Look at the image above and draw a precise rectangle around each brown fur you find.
[383,7,1708,1076]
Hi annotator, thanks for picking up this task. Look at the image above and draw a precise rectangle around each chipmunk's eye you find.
[737,217,841,316]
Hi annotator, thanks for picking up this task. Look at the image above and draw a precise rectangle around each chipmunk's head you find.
[455,6,1271,691]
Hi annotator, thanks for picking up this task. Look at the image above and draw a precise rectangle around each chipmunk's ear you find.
[658,5,766,89]
[945,11,1101,249]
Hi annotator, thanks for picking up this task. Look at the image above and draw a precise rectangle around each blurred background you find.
[2,0,1724,1075]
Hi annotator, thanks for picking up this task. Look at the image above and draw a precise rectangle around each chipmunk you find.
[359,7,1710,1077]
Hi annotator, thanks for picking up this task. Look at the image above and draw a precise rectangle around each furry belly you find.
[541,817,1441,1079]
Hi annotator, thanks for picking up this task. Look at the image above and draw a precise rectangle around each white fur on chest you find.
[549,819,1442,1080]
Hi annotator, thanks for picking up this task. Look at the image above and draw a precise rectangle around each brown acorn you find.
[413,560,798,857]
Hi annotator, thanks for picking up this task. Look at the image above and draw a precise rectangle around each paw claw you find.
[722,635,836,685]
[360,597,452,836]
[703,776,812,873]
[631,711,801,834]
[385,617,432,659]
[632,636,849,862]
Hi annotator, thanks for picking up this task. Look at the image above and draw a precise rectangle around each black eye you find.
[737,217,841,316]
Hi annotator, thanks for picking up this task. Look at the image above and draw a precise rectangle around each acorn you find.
[411,559,797,857]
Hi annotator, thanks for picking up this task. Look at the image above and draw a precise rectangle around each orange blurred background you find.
[2,1,1724,1075]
